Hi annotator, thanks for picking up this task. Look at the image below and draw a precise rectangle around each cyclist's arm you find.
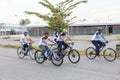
[67,36,72,41]
[29,37,34,43]
[43,39,49,46]
[101,35,107,41]
[22,38,28,43]
[61,36,68,45]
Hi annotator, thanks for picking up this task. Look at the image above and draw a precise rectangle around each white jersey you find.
[38,36,50,46]
[57,33,69,41]
[20,34,30,45]
[91,31,103,41]
[53,31,59,40]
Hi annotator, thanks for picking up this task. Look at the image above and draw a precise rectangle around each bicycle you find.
[34,44,63,66]
[86,42,117,62]
[17,42,36,60]
[59,42,80,64]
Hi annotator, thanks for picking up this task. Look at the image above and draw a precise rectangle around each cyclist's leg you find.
[44,46,50,58]
[39,45,46,53]
[92,41,100,56]
[62,41,68,53]
[57,41,62,52]
[23,43,28,55]
[98,41,103,49]
[39,45,48,59]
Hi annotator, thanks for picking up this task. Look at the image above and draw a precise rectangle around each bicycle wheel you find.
[51,51,63,66]
[34,50,45,64]
[17,47,25,59]
[68,49,80,64]
[103,48,117,62]
[86,47,96,60]
[29,48,36,60]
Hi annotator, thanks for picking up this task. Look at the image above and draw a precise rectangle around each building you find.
[0,23,22,36]
[26,24,53,36]
[69,23,120,35]
[26,23,120,36]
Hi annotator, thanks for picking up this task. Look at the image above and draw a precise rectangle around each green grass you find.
[0,44,20,48]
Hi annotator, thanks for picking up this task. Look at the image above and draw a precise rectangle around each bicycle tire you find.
[68,49,80,64]
[34,50,45,64]
[17,47,25,59]
[85,47,96,60]
[103,48,117,62]
[29,48,36,60]
[51,51,63,66]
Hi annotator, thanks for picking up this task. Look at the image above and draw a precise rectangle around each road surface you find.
[0,47,120,80]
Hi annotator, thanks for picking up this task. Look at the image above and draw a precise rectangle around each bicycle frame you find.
[62,42,74,54]
[99,42,108,53]
[44,44,56,58]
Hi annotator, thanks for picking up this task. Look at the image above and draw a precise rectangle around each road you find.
[0,47,120,80]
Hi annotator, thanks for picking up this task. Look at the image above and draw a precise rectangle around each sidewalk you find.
[0,34,120,51]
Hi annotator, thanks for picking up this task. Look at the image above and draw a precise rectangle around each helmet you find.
[97,27,103,30]
[44,32,49,34]
[23,30,28,33]
[63,29,68,33]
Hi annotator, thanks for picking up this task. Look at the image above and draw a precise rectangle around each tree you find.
[19,18,31,26]
[25,0,87,32]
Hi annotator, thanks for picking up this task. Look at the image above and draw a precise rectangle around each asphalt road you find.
[0,47,120,80]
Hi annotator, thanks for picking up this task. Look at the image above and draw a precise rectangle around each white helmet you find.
[23,30,28,33]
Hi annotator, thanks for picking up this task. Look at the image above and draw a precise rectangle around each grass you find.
[116,36,120,41]
[13,38,20,41]
[0,43,39,49]
[2,36,11,39]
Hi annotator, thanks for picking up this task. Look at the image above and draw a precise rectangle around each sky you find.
[0,0,120,24]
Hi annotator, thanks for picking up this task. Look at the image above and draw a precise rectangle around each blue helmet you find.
[44,32,49,34]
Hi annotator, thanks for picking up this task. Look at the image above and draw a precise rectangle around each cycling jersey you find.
[38,36,50,46]
[53,31,59,40]
[91,31,106,41]
[57,33,69,41]
[20,34,30,45]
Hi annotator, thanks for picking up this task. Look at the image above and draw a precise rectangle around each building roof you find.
[24,22,120,28]
[26,23,48,28]
[0,23,22,27]
[70,22,120,27]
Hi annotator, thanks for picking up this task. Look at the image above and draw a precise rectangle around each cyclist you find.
[57,29,72,54]
[53,28,59,42]
[20,30,34,56]
[38,32,56,59]
[91,27,108,57]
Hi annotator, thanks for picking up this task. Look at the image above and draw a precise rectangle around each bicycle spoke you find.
[104,48,117,62]
[86,47,96,60]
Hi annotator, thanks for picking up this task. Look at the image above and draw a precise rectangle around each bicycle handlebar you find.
[49,44,57,47]
[68,42,74,46]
